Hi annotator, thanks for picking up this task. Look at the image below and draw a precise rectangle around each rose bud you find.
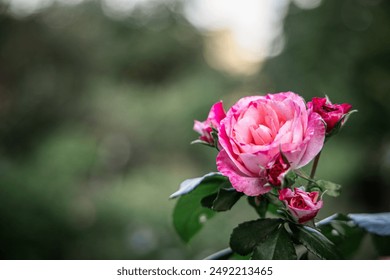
[193,101,226,146]
[307,97,352,134]
[279,188,323,223]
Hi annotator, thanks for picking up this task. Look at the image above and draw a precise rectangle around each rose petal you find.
[217,150,271,196]
[208,101,226,128]
[238,152,272,174]
[295,112,325,168]
[218,121,252,176]
[279,188,294,200]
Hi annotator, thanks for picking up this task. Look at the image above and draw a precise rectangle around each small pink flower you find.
[266,154,290,187]
[279,188,323,223]
[217,92,325,196]
[307,97,352,134]
[193,101,226,145]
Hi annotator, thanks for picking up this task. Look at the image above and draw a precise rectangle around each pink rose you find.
[217,92,325,196]
[193,101,226,145]
[279,188,323,223]
[266,154,290,187]
[307,97,352,134]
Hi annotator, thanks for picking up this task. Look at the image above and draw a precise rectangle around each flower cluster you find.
[193,92,352,223]
[173,89,390,260]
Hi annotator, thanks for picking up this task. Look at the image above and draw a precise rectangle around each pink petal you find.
[216,150,271,196]
[295,112,325,168]
[341,103,352,113]
[238,152,271,174]
[193,120,205,134]
[218,121,252,176]
[208,101,226,128]
[279,188,294,200]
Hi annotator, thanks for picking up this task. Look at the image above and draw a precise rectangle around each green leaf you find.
[211,128,219,148]
[372,235,390,257]
[190,139,214,147]
[172,181,221,242]
[247,196,269,218]
[228,253,251,260]
[170,172,226,198]
[283,170,298,188]
[201,187,243,211]
[251,225,297,260]
[290,223,342,259]
[314,180,342,197]
[229,218,283,256]
[317,214,365,258]
[247,193,284,218]
[299,251,309,260]
[348,213,390,236]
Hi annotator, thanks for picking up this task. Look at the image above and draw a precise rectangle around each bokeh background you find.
[0,0,389,259]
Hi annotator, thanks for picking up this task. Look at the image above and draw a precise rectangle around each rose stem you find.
[309,151,322,182]
[203,248,233,260]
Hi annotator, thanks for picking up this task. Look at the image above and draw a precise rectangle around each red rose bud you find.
[266,154,291,187]
[279,188,323,223]
[193,101,226,145]
[307,97,352,134]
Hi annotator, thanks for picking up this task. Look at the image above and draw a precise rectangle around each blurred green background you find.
[0,0,389,259]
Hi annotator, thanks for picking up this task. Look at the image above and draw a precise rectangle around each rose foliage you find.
[171,92,390,260]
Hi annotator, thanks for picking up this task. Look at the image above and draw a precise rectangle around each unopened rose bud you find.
[307,97,352,135]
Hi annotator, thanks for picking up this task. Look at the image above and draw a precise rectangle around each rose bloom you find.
[307,97,352,134]
[279,188,323,223]
[193,101,226,145]
[217,92,325,196]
